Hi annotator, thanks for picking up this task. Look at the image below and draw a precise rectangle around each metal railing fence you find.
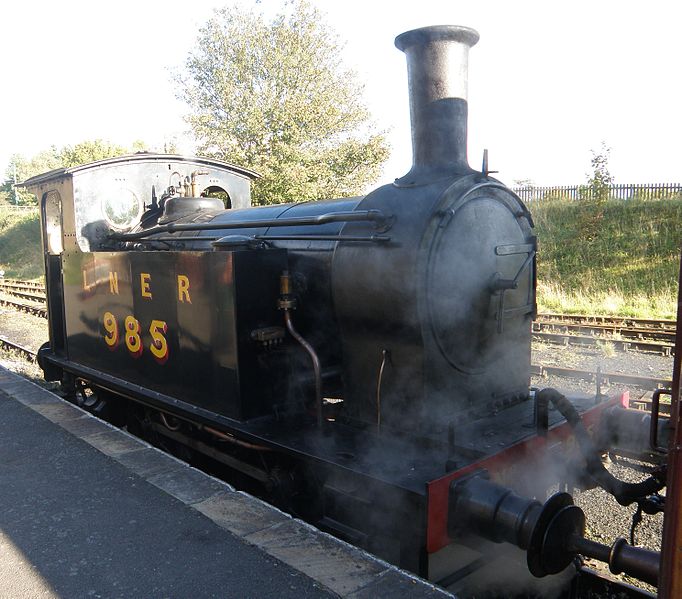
[512,183,682,202]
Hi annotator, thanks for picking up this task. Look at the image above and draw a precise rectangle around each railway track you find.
[533,319,676,343]
[0,279,48,317]
[536,312,676,331]
[0,279,45,293]
[533,314,677,356]
[0,279,678,354]
[534,314,676,355]
[0,336,37,363]
[532,330,675,356]
[0,288,46,302]
[0,280,47,303]
[0,296,48,318]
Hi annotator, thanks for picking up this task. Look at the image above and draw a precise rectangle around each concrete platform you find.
[0,367,452,598]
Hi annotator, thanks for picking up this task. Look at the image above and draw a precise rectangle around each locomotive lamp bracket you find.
[481,149,499,177]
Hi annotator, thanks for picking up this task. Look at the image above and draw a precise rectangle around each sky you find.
[1,0,680,188]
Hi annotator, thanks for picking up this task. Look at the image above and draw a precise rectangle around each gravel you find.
[0,305,48,351]
[0,306,49,382]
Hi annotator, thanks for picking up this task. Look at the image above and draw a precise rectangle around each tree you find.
[60,139,129,168]
[577,143,613,242]
[585,142,613,202]
[176,0,389,205]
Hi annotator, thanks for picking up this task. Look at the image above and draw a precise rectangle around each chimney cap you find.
[395,25,479,52]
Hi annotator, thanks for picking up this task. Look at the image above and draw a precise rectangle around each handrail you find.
[109,209,391,241]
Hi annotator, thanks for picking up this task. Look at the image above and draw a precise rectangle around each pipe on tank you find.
[394,25,480,185]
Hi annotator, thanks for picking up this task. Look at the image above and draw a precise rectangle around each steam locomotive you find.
[25,25,672,597]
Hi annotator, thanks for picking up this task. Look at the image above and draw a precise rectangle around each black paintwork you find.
[63,248,287,420]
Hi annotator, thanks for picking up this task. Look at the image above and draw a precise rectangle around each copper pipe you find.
[202,425,272,452]
[284,310,322,426]
[159,411,181,431]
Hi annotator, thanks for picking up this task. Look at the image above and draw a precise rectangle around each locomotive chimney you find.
[394,25,479,186]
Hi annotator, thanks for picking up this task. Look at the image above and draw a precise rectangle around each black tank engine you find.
[25,25,665,597]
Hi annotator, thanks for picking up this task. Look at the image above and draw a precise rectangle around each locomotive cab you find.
[24,154,276,420]
[25,153,256,253]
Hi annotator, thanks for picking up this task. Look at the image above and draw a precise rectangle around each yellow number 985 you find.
[149,320,169,364]
[124,315,143,357]
[103,311,119,349]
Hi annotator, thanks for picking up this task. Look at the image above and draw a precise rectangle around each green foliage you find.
[550,144,614,244]
[60,139,129,167]
[3,140,136,205]
[2,147,62,205]
[533,194,681,318]
[177,0,389,205]
[582,142,613,202]
[0,208,42,280]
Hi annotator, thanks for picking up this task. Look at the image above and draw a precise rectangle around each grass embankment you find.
[532,195,682,319]
[0,208,43,280]
[0,198,679,318]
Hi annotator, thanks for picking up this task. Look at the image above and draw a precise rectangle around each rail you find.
[0,296,47,318]
[533,331,674,356]
[534,320,675,343]
[0,336,37,362]
[536,312,676,331]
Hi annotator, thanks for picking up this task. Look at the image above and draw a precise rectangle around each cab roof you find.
[21,153,260,187]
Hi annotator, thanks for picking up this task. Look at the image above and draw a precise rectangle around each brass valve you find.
[278,271,297,310]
